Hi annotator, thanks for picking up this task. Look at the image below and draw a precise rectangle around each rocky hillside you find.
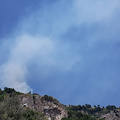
[0,87,67,120]
[19,94,67,120]
[65,105,120,120]
[0,87,120,120]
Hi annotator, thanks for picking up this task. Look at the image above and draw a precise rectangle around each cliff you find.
[19,94,67,120]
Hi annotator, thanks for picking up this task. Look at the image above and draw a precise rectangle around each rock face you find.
[19,94,67,120]
[101,111,120,120]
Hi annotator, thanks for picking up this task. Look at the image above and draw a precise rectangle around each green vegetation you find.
[22,109,47,120]
[0,87,120,120]
[64,104,120,120]
[0,87,47,120]
[0,87,23,102]
[41,95,59,105]
[0,87,22,97]
[62,110,97,120]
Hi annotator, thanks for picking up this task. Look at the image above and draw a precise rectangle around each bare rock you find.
[19,94,67,120]
[101,111,120,120]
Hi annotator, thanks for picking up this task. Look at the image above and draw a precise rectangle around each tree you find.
[106,105,116,110]
[4,87,15,94]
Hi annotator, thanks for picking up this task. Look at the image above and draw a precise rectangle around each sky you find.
[0,0,120,107]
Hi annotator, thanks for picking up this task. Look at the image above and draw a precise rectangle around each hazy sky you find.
[0,0,120,106]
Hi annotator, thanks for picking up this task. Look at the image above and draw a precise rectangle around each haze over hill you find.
[0,0,120,106]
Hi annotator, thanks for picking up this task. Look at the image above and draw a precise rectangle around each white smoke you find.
[0,34,54,92]
[0,0,120,94]
[73,0,120,24]
[0,33,80,93]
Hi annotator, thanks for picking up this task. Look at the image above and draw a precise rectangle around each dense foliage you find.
[41,95,59,105]
[63,104,120,120]
[62,110,97,120]
[0,87,47,120]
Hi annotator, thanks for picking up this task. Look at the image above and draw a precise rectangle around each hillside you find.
[64,105,120,120]
[0,87,67,120]
[0,87,120,120]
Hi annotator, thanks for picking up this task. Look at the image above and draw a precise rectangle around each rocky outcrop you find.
[19,94,67,120]
[101,111,120,120]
